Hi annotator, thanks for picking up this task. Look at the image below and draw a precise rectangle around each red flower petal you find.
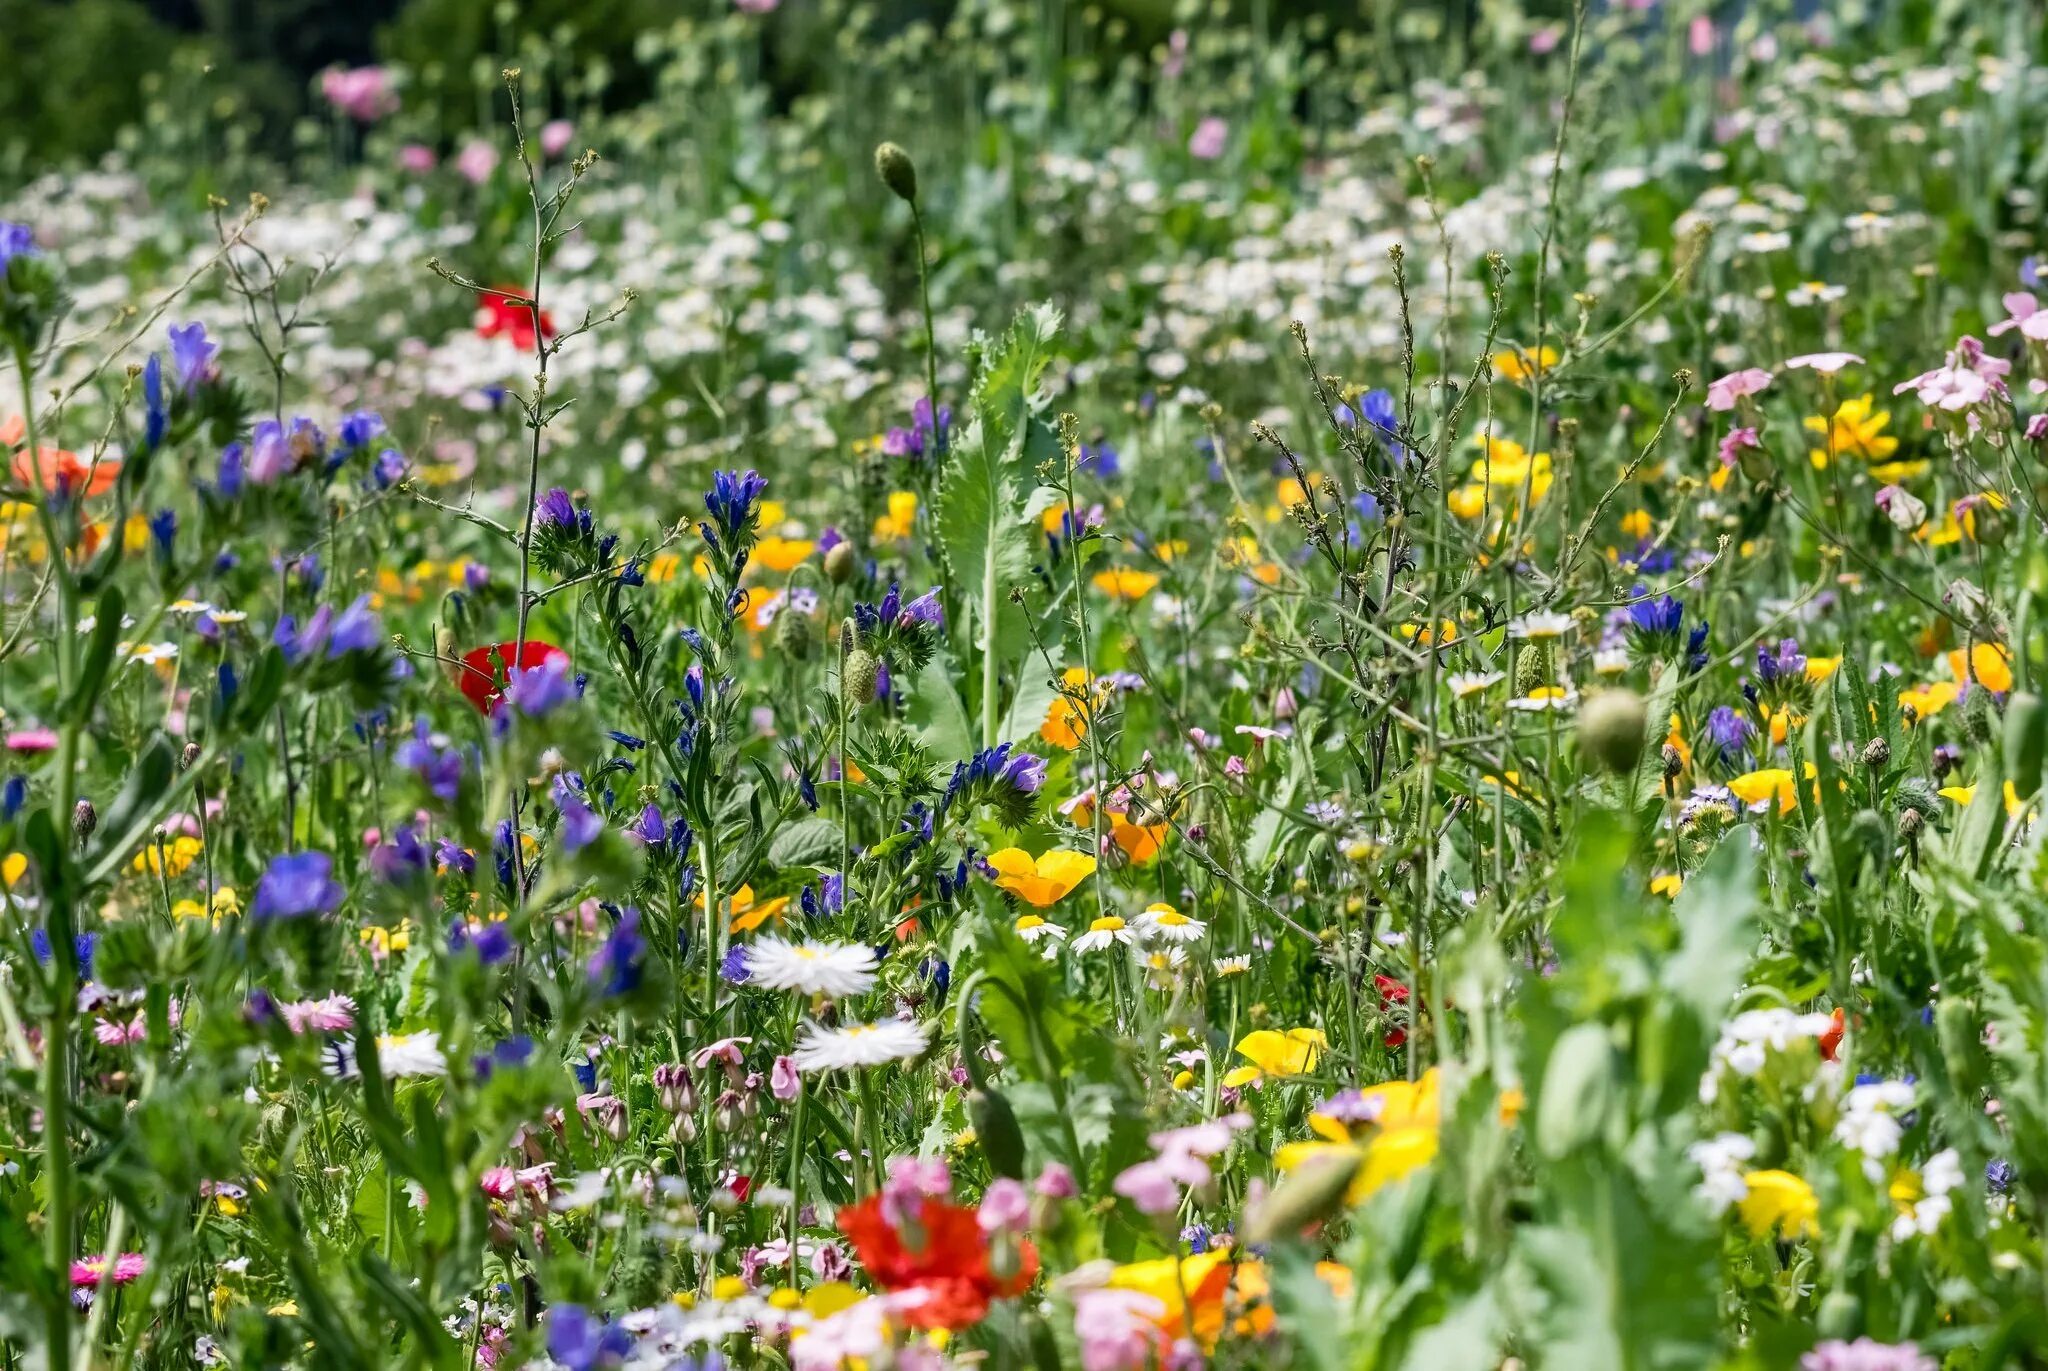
[458,640,568,714]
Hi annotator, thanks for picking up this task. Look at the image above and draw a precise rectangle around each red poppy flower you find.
[1374,973,1411,1048]
[475,288,556,352]
[839,1193,1038,1331]
[458,640,568,714]
[1819,1006,1846,1062]
[4,415,119,498]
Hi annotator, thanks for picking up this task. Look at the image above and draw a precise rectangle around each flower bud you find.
[180,742,202,771]
[776,606,812,660]
[73,799,97,843]
[1241,1148,1361,1245]
[1861,736,1890,769]
[824,541,859,585]
[874,142,919,203]
[1512,643,1550,698]
[1576,689,1647,774]
[842,648,881,707]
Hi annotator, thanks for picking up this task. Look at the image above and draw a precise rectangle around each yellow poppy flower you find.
[1220,1027,1327,1088]
[1727,767,1800,814]
[1492,346,1559,383]
[985,848,1098,907]
[751,536,815,573]
[1092,568,1161,601]
[1898,681,1960,721]
[1939,781,2028,818]
[1041,667,1098,749]
[696,884,791,933]
[1109,815,1171,863]
[1737,1169,1819,1239]
[872,490,918,542]
[1651,873,1682,897]
[1948,642,2014,694]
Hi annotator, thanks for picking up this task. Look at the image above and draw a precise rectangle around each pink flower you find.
[1717,426,1760,468]
[71,1254,147,1288]
[455,140,501,186]
[691,1035,752,1070]
[977,1178,1031,1233]
[734,0,778,12]
[1073,1288,1167,1371]
[1161,30,1188,79]
[771,1054,801,1100]
[1894,337,2009,412]
[1688,15,1715,55]
[94,1014,146,1046]
[5,728,59,754]
[1705,367,1772,411]
[1990,292,2048,342]
[279,994,356,1035]
[321,66,397,123]
[539,120,576,159]
[1034,1161,1077,1199]
[1529,25,1563,54]
[2026,414,2048,442]
[879,1154,952,1227]
[479,1166,516,1199]
[398,144,437,174]
[1112,1159,1188,1214]
[1785,352,1864,375]
[1187,117,1227,161]
[1149,1112,1250,1161]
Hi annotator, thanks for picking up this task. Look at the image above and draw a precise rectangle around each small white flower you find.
[742,936,878,999]
[1508,611,1575,640]
[1013,914,1067,945]
[1507,687,1579,712]
[122,642,179,667]
[790,1018,930,1073]
[1213,955,1252,977]
[1136,904,1207,943]
[1447,671,1505,699]
[1073,915,1136,953]
[375,1031,448,1077]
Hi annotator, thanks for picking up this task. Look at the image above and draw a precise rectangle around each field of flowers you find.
[5,0,2048,1366]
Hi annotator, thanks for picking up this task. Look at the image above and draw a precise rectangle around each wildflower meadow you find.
[5,0,2048,1367]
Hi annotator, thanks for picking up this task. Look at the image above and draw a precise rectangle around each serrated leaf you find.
[769,816,845,870]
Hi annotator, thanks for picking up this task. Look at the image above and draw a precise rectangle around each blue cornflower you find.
[250,852,345,920]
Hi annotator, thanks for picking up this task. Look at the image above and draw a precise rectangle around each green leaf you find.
[937,303,1063,743]
[63,585,124,725]
[1660,833,1757,1026]
[1533,1023,1614,1158]
[906,656,975,770]
[769,816,845,871]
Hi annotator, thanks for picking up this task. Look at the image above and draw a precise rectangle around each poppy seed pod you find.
[874,142,919,204]
[1242,1148,1361,1245]
[776,606,812,660]
[1577,689,1647,774]
[842,648,880,707]
[824,540,858,585]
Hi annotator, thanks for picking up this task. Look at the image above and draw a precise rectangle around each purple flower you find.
[558,795,603,852]
[703,468,768,546]
[397,725,464,803]
[1755,637,1807,687]
[247,420,292,485]
[251,852,345,920]
[504,656,578,718]
[899,588,945,631]
[534,486,579,530]
[436,837,476,874]
[0,222,36,268]
[336,412,385,452]
[325,595,383,658]
[1703,705,1754,768]
[167,323,217,393]
[588,908,646,997]
[1799,1340,1934,1371]
[545,1306,632,1371]
[369,825,430,884]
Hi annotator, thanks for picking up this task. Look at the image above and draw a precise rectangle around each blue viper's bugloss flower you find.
[720,944,751,984]
[559,794,603,852]
[369,825,430,884]
[2,774,26,820]
[1627,590,1684,638]
[167,322,217,392]
[326,594,383,658]
[1755,637,1807,687]
[217,442,245,497]
[371,448,406,487]
[251,851,345,920]
[588,907,647,997]
[546,1306,633,1371]
[436,837,476,875]
[396,724,465,803]
[335,411,385,453]
[1703,705,1754,769]
[0,221,36,267]
[702,468,768,549]
[141,355,168,450]
[474,1034,535,1081]
[504,655,578,717]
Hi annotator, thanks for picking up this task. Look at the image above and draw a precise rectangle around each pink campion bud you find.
[1689,15,1715,56]
[2025,414,2048,442]
[398,144,437,174]
[771,1055,800,1101]
[1187,117,1227,161]
[479,1166,516,1200]
[977,1178,1031,1234]
[653,1063,696,1113]
[1033,1161,1077,1200]
[539,120,575,159]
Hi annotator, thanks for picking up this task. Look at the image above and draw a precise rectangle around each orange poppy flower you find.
[3,416,118,498]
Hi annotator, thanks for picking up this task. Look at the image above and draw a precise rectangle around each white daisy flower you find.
[167,598,217,615]
[1072,915,1135,953]
[1507,686,1580,712]
[1136,904,1207,943]
[1013,914,1067,945]
[1507,611,1574,640]
[790,1018,929,1073]
[742,936,878,999]
[1213,955,1252,977]
[1447,671,1505,699]
[122,642,179,667]
[376,1031,448,1077]
[1593,647,1630,675]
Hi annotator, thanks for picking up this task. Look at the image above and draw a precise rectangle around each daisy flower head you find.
[1013,913,1067,945]
[1508,611,1574,641]
[791,1017,930,1073]
[742,936,879,999]
[1447,671,1504,700]
[1073,915,1135,953]
[1136,904,1206,943]
[1507,686,1579,712]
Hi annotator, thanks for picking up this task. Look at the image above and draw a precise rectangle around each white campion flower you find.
[1699,1008,1836,1101]
[1686,1132,1757,1215]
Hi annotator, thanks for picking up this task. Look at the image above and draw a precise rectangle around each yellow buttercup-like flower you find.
[1804,394,1897,469]
[751,536,815,573]
[1737,1169,1819,1239]
[985,848,1098,908]
[1220,1027,1327,1087]
[1947,642,2014,694]
[1091,568,1161,601]
[872,490,918,542]
[1492,346,1559,383]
